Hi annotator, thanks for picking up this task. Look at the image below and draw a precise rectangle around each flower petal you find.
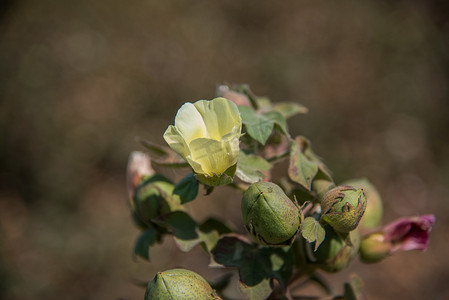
[193,98,242,141]
[188,137,239,175]
[184,155,205,174]
[163,125,189,158]
[174,102,208,144]
[384,214,435,252]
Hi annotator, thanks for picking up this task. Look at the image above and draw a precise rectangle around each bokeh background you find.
[1,0,449,299]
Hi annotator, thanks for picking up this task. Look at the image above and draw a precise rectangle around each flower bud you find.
[320,185,367,233]
[145,268,221,300]
[242,182,301,247]
[216,85,251,106]
[342,178,383,230]
[360,214,435,263]
[307,225,360,273]
[126,151,156,229]
[133,174,183,225]
[127,151,155,199]
[359,233,390,263]
[163,98,242,185]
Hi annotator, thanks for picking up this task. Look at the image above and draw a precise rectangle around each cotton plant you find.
[126,84,435,300]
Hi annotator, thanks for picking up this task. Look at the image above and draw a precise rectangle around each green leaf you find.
[198,230,220,253]
[160,211,198,240]
[256,97,272,110]
[210,273,233,294]
[137,138,168,156]
[229,84,259,109]
[137,138,189,168]
[239,106,274,145]
[291,186,317,205]
[342,274,364,300]
[211,235,293,289]
[261,132,291,162]
[288,137,319,190]
[211,235,266,285]
[301,217,326,251]
[262,246,293,291]
[236,151,272,183]
[133,227,158,261]
[154,212,228,253]
[173,174,199,204]
[199,217,233,235]
[311,169,336,199]
[154,211,200,252]
[298,136,332,179]
[273,102,308,118]
[138,173,173,185]
[264,111,288,136]
[239,279,272,300]
[198,217,232,252]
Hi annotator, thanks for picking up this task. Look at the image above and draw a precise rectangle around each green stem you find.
[308,273,335,295]
[228,182,248,192]
[289,272,336,297]
[266,150,290,163]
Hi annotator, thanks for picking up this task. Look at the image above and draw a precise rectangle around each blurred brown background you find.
[1,0,448,299]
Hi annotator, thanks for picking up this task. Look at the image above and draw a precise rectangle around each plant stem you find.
[228,182,248,192]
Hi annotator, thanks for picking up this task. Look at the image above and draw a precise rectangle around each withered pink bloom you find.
[126,151,154,198]
[360,214,435,263]
[216,85,252,107]
[383,214,435,252]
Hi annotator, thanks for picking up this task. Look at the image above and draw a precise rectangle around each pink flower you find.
[383,214,435,252]
[360,214,435,263]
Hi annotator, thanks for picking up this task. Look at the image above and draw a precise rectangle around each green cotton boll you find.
[320,185,367,233]
[241,182,301,247]
[133,175,183,225]
[145,268,221,300]
[342,178,383,230]
[311,225,361,273]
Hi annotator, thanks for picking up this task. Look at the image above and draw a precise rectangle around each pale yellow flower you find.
[163,97,242,176]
